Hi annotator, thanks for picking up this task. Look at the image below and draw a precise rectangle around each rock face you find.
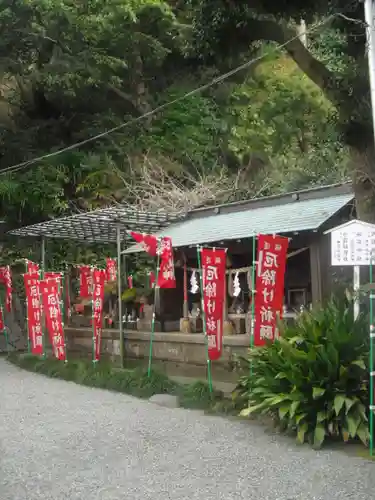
[148,394,179,409]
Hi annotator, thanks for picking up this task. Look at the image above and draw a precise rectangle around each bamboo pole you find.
[196,246,213,393]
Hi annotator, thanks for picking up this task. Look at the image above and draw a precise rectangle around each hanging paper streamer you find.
[158,237,176,288]
[78,265,93,298]
[24,272,43,356]
[190,271,199,294]
[0,266,12,312]
[254,234,289,347]
[233,272,241,297]
[106,258,117,282]
[40,278,66,360]
[127,275,133,288]
[201,248,226,361]
[92,269,106,361]
[27,260,39,274]
[149,271,155,288]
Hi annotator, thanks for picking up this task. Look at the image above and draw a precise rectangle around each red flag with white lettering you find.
[27,260,39,274]
[158,237,176,289]
[40,278,66,360]
[0,266,12,312]
[78,265,93,298]
[92,269,106,361]
[253,234,288,347]
[201,248,226,361]
[129,232,158,256]
[44,272,63,297]
[24,272,43,356]
[105,258,117,282]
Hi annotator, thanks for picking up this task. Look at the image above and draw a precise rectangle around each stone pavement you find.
[1,359,374,500]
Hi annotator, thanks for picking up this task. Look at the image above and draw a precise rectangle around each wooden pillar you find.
[310,242,322,306]
[310,234,330,306]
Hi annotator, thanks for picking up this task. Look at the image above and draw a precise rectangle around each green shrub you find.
[235,296,370,448]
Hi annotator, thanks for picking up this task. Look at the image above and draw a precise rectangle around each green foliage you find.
[229,51,349,192]
[8,353,235,413]
[0,0,361,241]
[235,297,370,448]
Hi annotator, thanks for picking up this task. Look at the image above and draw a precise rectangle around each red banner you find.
[201,248,226,361]
[78,265,93,298]
[92,269,106,361]
[24,272,43,356]
[127,275,133,288]
[0,266,12,312]
[254,234,289,347]
[106,258,117,282]
[158,237,176,289]
[40,278,66,360]
[44,272,63,297]
[129,231,158,256]
[27,260,39,274]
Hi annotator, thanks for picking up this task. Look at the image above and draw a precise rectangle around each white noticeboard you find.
[325,220,375,319]
[329,220,375,266]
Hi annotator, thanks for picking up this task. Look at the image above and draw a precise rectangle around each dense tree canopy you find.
[0,0,362,249]
[185,0,373,218]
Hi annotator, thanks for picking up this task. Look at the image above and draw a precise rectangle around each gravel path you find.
[1,359,374,500]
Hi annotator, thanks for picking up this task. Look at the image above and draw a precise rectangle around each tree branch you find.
[248,19,349,109]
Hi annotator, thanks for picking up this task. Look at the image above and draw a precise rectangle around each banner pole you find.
[370,257,374,457]
[196,246,213,394]
[41,237,46,359]
[250,235,257,379]
[61,273,68,363]
[24,261,31,354]
[117,225,124,368]
[147,243,160,378]
[91,266,96,367]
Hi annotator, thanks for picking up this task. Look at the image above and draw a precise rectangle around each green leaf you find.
[289,400,300,418]
[295,413,307,424]
[275,372,287,380]
[344,398,356,414]
[356,423,370,445]
[278,406,289,419]
[316,411,326,423]
[351,359,366,370]
[346,415,360,438]
[334,395,345,416]
[313,424,326,449]
[312,387,326,400]
[296,423,308,444]
[239,407,252,417]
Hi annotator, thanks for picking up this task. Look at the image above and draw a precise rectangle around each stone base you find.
[180,317,191,333]
[136,319,162,332]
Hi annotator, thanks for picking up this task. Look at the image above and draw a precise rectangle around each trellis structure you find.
[8,206,184,365]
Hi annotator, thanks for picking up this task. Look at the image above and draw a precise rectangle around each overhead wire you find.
[0,10,357,177]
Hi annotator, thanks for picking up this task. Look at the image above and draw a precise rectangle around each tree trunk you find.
[350,141,375,222]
